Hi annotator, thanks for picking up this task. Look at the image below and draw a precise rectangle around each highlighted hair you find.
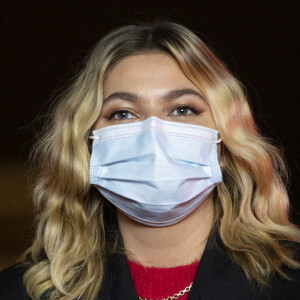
[23,21,300,299]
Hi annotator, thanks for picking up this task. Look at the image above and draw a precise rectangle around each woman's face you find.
[94,53,218,131]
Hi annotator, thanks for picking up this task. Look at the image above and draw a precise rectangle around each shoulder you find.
[194,234,300,299]
[0,263,30,300]
[269,242,300,295]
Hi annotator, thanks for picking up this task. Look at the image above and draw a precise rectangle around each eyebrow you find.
[102,88,205,104]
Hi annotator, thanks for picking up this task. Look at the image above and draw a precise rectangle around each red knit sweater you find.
[127,259,200,300]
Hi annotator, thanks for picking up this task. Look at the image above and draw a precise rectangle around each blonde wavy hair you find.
[23,21,300,299]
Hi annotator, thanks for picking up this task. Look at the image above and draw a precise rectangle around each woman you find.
[0,21,299,300]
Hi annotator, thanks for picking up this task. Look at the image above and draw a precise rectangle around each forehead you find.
[103,53,199,95]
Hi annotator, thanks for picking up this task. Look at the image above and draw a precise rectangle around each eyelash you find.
[171,105,198,116]
[108,109,136,120]
[108,105,199,120]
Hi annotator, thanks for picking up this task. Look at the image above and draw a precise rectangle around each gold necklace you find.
[138,282,193,300]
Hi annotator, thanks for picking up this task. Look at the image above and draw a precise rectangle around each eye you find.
[109,109,136,120]
[171,105,196,116]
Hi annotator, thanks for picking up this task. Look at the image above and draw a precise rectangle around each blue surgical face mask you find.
[90,116,222,227]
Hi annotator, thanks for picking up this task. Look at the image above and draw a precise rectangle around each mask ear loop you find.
[216,137,224,168]
[88,135,99,154]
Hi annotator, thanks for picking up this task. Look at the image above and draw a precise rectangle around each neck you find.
[118,194,215,268]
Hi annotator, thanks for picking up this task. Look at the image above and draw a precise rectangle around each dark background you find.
[0,1,299,269]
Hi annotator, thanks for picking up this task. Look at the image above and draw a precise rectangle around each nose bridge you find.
[140,97,166,120]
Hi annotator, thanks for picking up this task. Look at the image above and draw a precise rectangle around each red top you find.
[127,259,200,300]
